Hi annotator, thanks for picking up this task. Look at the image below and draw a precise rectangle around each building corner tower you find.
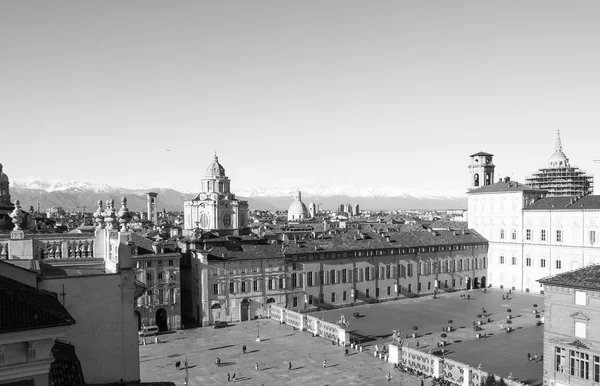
[468,152,495,190]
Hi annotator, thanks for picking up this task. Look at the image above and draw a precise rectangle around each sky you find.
[1,1,600,196]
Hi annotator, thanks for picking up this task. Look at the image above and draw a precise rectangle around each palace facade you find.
[181,226,488,326]
[468,150,600,294]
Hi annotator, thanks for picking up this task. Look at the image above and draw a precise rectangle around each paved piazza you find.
[140,289,544,385]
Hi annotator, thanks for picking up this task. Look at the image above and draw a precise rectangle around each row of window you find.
[207,245,489,276]
[555,347,600,382]
[293,244,486,261]
[501,229,598,244]
[142,259,175,268]
[213,279,272,295]
[206,257,487,281]
[144,271,177,283]
[140,288,177,305]
[498,256,565,269]
[212,275,464,297]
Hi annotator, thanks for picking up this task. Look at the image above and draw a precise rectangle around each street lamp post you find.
[256,320,261,342]
[478,363,482,386]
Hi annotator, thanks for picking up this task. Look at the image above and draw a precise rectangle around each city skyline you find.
[2,1,600,196]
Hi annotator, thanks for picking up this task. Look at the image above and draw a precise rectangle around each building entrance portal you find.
[473,277,480,289]
[156,308,168,332]
[481,276,487,288]
[211,303,222,323]
[240,298,249,322]
[466,277,472,290]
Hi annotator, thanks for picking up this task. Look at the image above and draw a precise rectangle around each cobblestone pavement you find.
[140,321,421,386]
[140,289,544,385]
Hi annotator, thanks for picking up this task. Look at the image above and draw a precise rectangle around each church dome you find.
[288,191,309,221]
[206,154,226,178]
[0,164,8,182]
[548,130,570,168]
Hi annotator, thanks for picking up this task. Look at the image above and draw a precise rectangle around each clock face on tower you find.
[222,213,232,228]
[199,213,209,228]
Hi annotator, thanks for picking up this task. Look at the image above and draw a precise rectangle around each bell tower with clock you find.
[183,154,249,234]
[469,152,495,190]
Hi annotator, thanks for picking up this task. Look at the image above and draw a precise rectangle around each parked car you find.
[213,321,228,329]
[139,325,160,336]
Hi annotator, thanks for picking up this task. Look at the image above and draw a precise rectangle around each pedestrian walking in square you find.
[421,379,424,386]
[255,362,259,370]
[243,345,247,354]
[527,353,531,361]
[231,373,236,382]
[288,361,292,371]
[323,359,327,368]
[227,372,230,382]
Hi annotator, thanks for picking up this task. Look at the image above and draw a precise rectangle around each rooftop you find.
[468,180,546,194]
[204,228,487,260]
[470,151,494,157]
[0,274,76,333]
[523,195,600,210]
[538,265,600,290]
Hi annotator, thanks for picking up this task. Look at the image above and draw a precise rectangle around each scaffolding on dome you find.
[525,166,593,197]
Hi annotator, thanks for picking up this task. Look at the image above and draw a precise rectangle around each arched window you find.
[211,303,222,309]
[474,173,479,187]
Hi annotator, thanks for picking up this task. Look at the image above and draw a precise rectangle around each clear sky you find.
[2,1,599,196]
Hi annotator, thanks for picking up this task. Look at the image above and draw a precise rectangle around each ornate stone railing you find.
[317,319,339,342]
[442,357,467,385]
[37,238,94,259]
[268,305,346,344]
[269,305,282,322]
[402,346,435,377]
[305,315,317,334]
[390,345,526,386]
[284,309,302,329]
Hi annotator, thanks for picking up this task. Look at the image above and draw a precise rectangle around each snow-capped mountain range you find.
[10,179,467,212]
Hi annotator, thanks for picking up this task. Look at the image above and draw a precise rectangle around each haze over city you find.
[2,1,600,196]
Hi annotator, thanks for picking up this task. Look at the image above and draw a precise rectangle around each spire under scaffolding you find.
[525,130,593,196]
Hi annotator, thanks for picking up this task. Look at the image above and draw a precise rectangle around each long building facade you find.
[182,227,488,326]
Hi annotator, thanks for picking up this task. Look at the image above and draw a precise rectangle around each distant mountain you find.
[10,180,467,212]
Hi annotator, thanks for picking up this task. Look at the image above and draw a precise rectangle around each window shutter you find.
[299,273,303,288]
[336,270,340,284]
[348,269,352,283]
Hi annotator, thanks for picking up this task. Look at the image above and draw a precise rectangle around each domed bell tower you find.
[469,152,495,190]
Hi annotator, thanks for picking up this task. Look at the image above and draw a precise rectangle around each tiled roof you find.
[49,340,85,386]
[468,180,545,194]
[204,228,486,260]
[39,262,106,277]
[538,265,600,290]
[523,195,600,210]
[470,151,494,157]
[0,274,76,333]
[131,233,157,254]
[429,220,468,230]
